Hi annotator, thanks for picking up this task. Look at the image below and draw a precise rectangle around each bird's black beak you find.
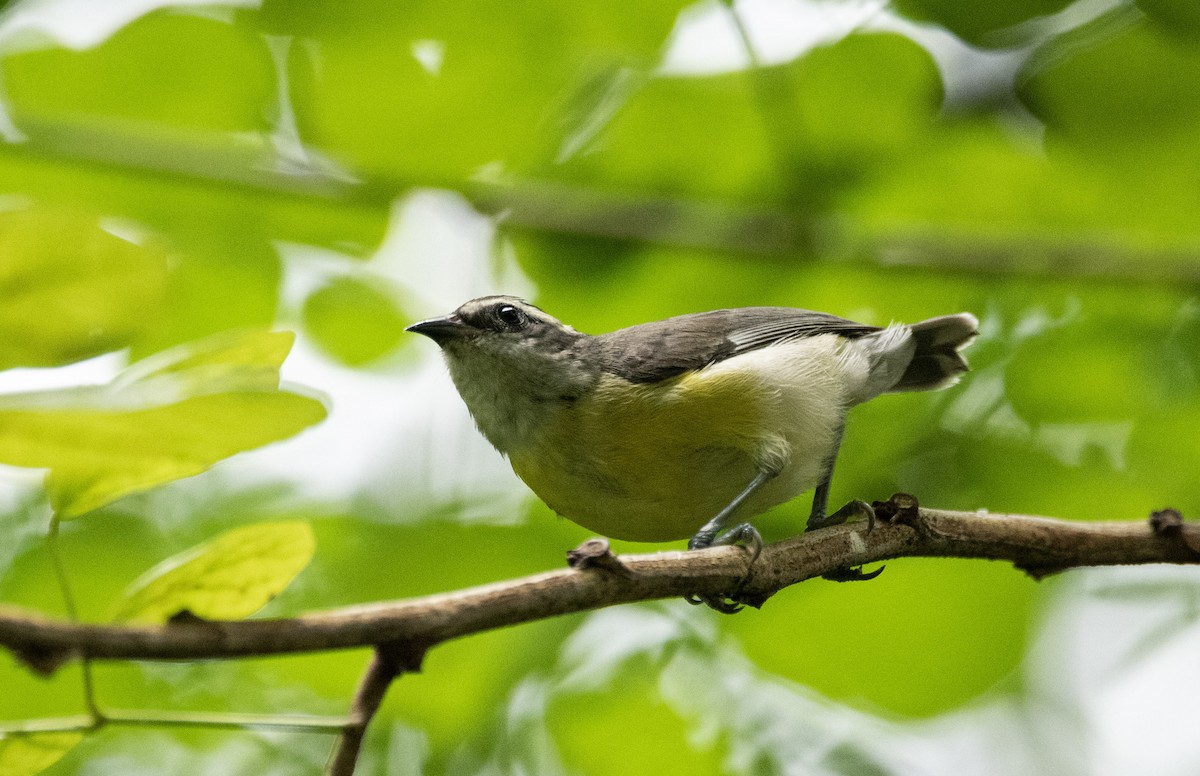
[406,314,470,345]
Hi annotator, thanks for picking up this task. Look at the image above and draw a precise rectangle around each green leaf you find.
[784,33,942,158]
[1006,325,1158,423]
[2,11,272,133]
[0,204,168,369]
[0,732,83,776]
[0,330,327,518]
[109,521,315,624]
[302,276,410,366]
[892,0,1074,47]
[114,328,296,393]
[845,118,1200,254]
[1019,12,1200,152]
[542,33,940,208]
[282,0,689,184]
[1137,0,1200,41]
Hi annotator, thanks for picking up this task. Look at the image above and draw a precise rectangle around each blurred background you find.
[0,0,1199,773]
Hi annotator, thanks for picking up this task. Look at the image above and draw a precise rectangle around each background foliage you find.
[0,0,1198,773]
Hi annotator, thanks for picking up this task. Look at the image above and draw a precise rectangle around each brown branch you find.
[1,116,799,256]
[325,643,424,776]
[7,116,1200,280]
[1,502,1197,672]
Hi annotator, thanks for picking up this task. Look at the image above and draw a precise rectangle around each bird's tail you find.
[890,313,979,392]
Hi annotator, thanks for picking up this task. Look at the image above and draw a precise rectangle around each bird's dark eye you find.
[495,304,527,329]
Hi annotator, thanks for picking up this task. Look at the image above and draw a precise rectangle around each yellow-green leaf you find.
[0,330,327,518]
[118,328,295,382]
[41,392,326,517]
[0,204,168,370]
[302,277,409,366]
[110,521,315,624]
[0,732,83,776]
[111,329,298,400]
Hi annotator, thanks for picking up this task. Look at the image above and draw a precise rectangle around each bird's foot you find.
[806,499,876,533]
[689,522,763,558]
[807,500,883,583]
[685,523,763,614]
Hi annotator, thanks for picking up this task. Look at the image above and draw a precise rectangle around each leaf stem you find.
[0,710,350,736]
[46,513,102,722]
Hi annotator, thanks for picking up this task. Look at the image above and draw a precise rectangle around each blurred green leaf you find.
[1129,403,1200,502]
[302,277,409,366]
[544,66,771,201]
[892,0,1073,47]
[0,149,387,258]
[1159,300,1200,399]
[544,33,940,211]
[260,0,686,54]
[727,558,1035,716]
[0,330,326,518]
[786,33,941,158]
[0,204,167,369]
[136,235,283,357]
[3,11,272,133]
[288,0,689,184]
[1019,11,1200,152]
[0,155,384,358]
[0,732,83,776]
[1136,0,1200,41]
[551,672,722,776]
[109,520,314,624]
[1006,326,1156,423]
[845,118,1200,257]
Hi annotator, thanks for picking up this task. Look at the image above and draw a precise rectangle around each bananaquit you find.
[408,297,977,588]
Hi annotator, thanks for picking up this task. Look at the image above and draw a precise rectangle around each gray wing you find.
[594,307,880,384]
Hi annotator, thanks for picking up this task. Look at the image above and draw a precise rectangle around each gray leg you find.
[809,477,833,530]
[686,469,774,614]
[688,470,772,557]
[806,423,874,532]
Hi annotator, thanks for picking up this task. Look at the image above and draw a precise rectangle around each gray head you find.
[407,296,599,451]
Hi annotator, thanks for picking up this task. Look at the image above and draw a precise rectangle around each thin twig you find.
[326,644,423,776]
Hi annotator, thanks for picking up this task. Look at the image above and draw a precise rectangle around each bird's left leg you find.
[805,423,874,532]
[685,469,775,614]
[805,423,880,582]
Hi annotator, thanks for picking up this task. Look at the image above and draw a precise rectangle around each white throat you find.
[442,340,596,453]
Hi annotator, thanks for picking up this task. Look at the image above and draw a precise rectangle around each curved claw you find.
[822,564,886,583]
[716,523,763,560]
[685,593,744,614]
[807,499,876,532]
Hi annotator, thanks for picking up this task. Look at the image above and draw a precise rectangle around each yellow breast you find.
[509,369,778,541]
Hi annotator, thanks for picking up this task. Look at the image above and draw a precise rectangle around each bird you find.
[408,296,976,608]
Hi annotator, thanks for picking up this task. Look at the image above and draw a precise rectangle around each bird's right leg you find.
[687,469,773,556]
[685,469,776,614]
